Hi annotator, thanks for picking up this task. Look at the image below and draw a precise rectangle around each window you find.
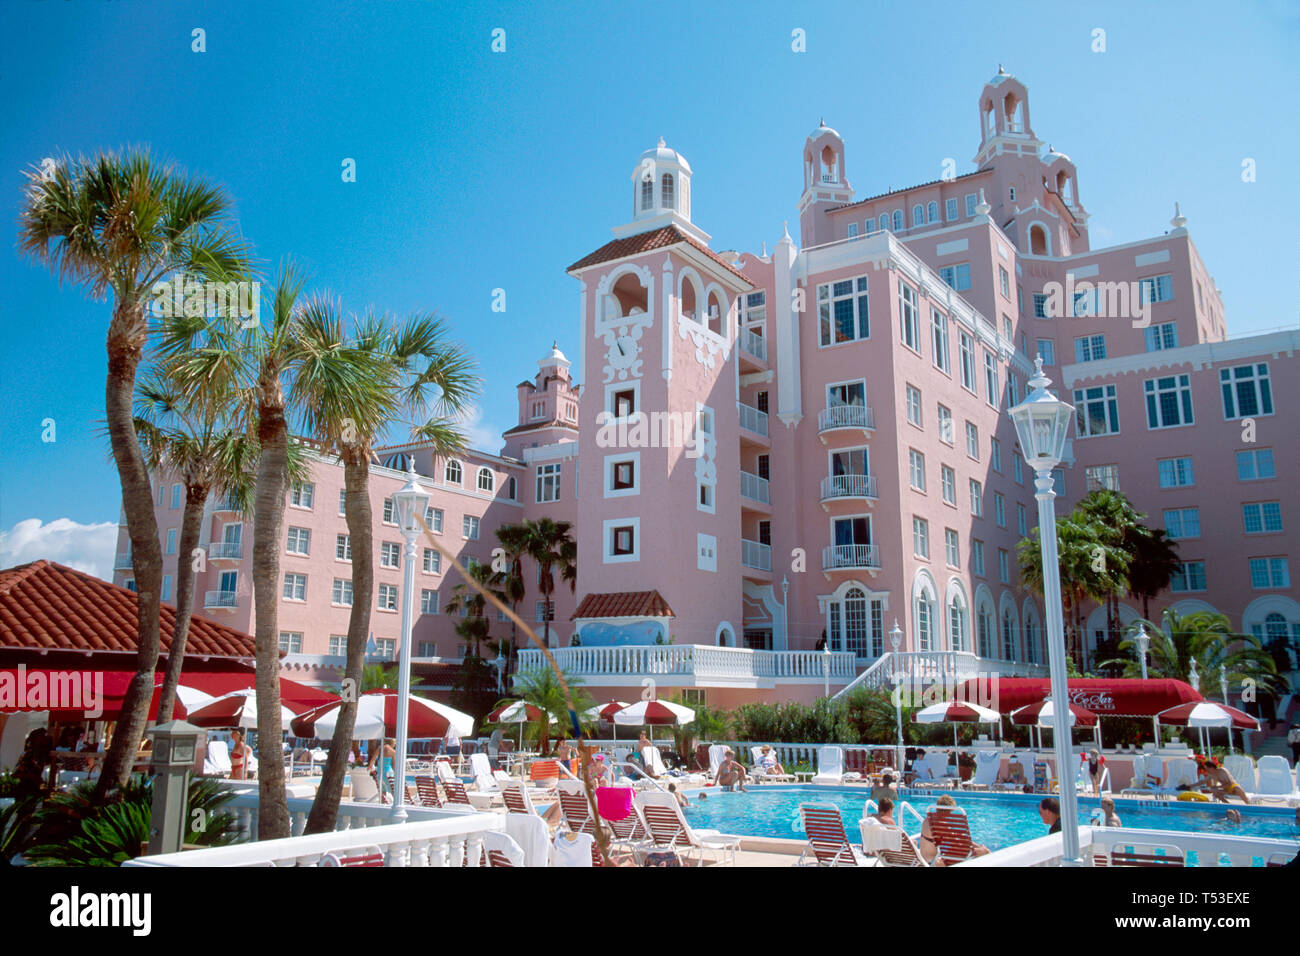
[425,506,444,532]
[289,481,314,508]
[1145,322,1180,351]
[1145,374,1194,429]
[1170,562,1206,593]
[1008,186,1016,201]
[970,479,983,516]
[477,467,494,493]
[990,438,1002,473]
[507,477,517,500]
[444,460,463,484]
[1016,502,1027,536]
[945,529,960,568]
[1073,384,1120,437]
[332,578,353,606]
[738,290,766,326]
[757,453,770,480]
[1242,502,1283,534]
[1032,293,1049,319]
[908,449,926,491]
[914,587,935,651]
[846,222,858,238]
[892,210,903,231]
[913,517,930,558]
[927,201,938,223]
[817,276,870,346]
[329,635,347,656]
[959,331,976,391]
[641,174,653,210]
[417,642,436,657]
[463,515,480,539]
[380,541,401,568]
[949,595,968,651]
[912,204,924,227]
[1036,338,1055,365]
[611,387,636,419]
[165,529,177,555]
[994,493,1006,527]
[899,283,920,353]
[1138,273,1174,305]
[278,631,303,654]
[1220,364,1274,419]
[378,583,398,611]
[1249,558,1290,589]
[998,549,1011,585]
[421,589,439,615]
[418,547,441,574]
[611,458,636,491]
[941,465,956,505]
[286,527,310,555]
[338,489,347,515]
[999,267,1010,298]
[1163,508,1201,539]
[971,539,986,576]
[161,575,172,602]
[171,484,182,509]
[283,572,307,601]
[1024,616,1039,663]
[612,524,635,556]
[1001,611,1016,658]
[938,263,972,291]
[1158,457,1195,488]
[1085,464,1120,492]
[1013,455,1023,485]
[373,638,395,661]
[905,385,923,427]
[1236,449,1275,481]
[698,482,714,511]
[931,310,950,373]
[536,601,555,623]
[382,498,395,524]
[965,193,977,217]
[335,534,352,561]
[965,421,979,459]
[536,463,562,502]
[937,405,953,445]
[157,483,165,507]
[757,520,771,546]
[945,198,958,221]
[1074,335,1106,363]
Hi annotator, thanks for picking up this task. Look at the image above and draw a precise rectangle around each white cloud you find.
[0,518,119,581]
[455,406,504,456]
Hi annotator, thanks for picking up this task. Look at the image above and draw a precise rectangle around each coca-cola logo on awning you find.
[1068,688,1115,712]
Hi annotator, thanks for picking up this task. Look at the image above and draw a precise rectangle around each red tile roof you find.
[568,225,752,285]
[571,590,675,620]
[0,561,255,659]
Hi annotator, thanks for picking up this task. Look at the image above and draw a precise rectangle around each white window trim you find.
[603,517,641,564]
[604,451,641,499]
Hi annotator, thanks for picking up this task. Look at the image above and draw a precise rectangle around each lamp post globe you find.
[389,462,431,822]
[1133,623,1151,680]
[1009,357,1081,866]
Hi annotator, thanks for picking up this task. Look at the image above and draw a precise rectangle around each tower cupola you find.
[632,138,693,224]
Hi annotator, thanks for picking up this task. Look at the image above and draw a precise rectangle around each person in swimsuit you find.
[1084,749,1107,794]
[1199,759,1250,804]
[229,729,250,780]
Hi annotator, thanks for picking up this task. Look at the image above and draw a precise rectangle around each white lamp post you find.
[890,619,904,772]
[1134,623,1150,680]
[781,575,789,651]
[389,462,431,823]
[823,640,831,698]
[1009,357,1081,866]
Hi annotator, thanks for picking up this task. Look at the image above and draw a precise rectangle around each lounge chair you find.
[556,780,599,834]
[871,828,930,867]
[797,803,871,866]
[414,774,442,808]
[442,779,474,806]
[204,739,232,777]
[1253,756,1300,804]
[811,745,846,785]
[642,746,667,778]
[1076,755,1111,794]
[691,744,711,772]
[482,830,525,867]
[1152,758,1197,798]
[470,752,510,792]
[501,779,541,817]
[1223,755,1258,794]
[751,746,796,783]
[707,744,728,778]
[528,759,562,790]
[1120,755,1160,797]
[989,752,1033,791]
[604,788,650,850]
[960,750,1001,790]
[349,767,383,804]
[321,846,385,867]
[635,790,740,866]
[911,752,956,789]
[921,807,983,864]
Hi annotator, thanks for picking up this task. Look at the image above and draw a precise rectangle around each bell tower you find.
[797,121,854,247]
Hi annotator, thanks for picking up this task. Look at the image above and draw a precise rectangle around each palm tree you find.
[494,523,532,668]
[445,560,507,659]
[1075,490,1143,654]
[1126,528,1181,621]
[19,149,252,796]
[512,666,592,753]
[523,518,577,648]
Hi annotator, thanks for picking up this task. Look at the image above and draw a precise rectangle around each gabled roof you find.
[0,560,255,659]
[567,225,751,285]
[571,590,675,620]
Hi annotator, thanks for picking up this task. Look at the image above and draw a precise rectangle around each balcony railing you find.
[114,552,133,570]
[740,470,770,505]
[737,401,769,437]
[818,404,875,433]
[208,541,243,561]
[821,544,882,571]
[832,650,1050,698]
[212,495,241,513]
[739,327,767,362]
[820,473,878,501]
[204,590,238,609]
[741,538,771,571]
[517,645,857,686]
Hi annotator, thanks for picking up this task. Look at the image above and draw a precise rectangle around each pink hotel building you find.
[115,71,1299,707]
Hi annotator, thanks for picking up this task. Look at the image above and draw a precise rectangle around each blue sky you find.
[1,0,1297,575]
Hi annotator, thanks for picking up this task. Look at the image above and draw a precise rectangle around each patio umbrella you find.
[290,689,475,740]
[583,700,630,740]
[487,700,557,747]
[912,700,1001,757]
[187,688,297,731]
[1155,701,1259,755]
[1011,698,1098,752]
[612,699,694,742]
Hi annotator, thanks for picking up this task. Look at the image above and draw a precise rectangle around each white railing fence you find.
[821,543,881,570]
[208,541,243,560]
[737,401,770,436]
[820,473,878,500]
[960,826,1299,868]
[832,650,1050,699]
[740,327,767,361]
[740,470,770,504]
[818,404,875,432]
[741,538,772,571]
[517,645,856,685]
[203,590,238,608]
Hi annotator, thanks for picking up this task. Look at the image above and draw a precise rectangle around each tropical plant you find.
[1125,527,1182,621]
[512,666,592,753]
[19,149,252,797]
[445,559,507,659]
[0,796,40,865]
[494,523,532,667]
[521,518,577,648]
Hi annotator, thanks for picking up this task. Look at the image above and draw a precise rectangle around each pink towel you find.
[596,786,632,821]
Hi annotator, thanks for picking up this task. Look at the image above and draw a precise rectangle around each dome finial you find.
[998,63,1006,74]
[657,136,666,148]
[819,117,825,127]
[1170,202,1187,230]
[975,188,991,217]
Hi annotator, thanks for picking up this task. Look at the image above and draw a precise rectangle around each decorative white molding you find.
[1061,328,1299,386]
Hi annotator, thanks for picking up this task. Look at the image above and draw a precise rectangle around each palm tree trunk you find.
[252,394,290,839]
[155,484,208,722]
[306,453,373,834]
[95,301,163,799]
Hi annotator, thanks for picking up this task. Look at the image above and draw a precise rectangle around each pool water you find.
[681,786,1300,852]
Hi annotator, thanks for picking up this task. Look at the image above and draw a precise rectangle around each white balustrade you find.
[740,470,770,504]
[819,473,878,500]
[114,552,133,569]
[737,401,769,437]
[741,538,771,571]
[203,590,238,609]
[821,543,881,570]
[817,404,875,432]
[739,327,767,361]
[518,645,855,685]
[960,826,1298,868]
[208,541,243,560]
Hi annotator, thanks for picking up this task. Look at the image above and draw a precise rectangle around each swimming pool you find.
[681,786,1300,851]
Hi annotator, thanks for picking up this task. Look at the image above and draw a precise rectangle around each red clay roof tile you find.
[571,590,675,620]
[568,225,751,285]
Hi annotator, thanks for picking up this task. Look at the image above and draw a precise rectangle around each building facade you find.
[114,70,1299,704]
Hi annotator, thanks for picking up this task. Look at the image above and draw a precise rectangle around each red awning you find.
[954,677,1202,718]
[175,672,337,713]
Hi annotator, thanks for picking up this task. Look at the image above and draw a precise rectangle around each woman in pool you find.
[918,794,990,866]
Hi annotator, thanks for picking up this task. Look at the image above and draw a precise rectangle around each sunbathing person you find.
[715,749,748,792]
[918,794,990,866]
[756,745,786,776]
[1199,759,1250,804]
[995,756,1026,787]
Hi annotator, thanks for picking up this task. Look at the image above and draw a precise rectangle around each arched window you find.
[927,201,939,224]
[892,210,903,231]
[661,173,674,211]
[1029,224,1048,256]
[641,174,653,211]
[1002,610,1018,660]
[913,578,937,652]
[948,596,968,651]
[444,459,462,485]
[477,467,494,493]
[912,204,924,227]
[1023,614,1039,663]
[680,276,699,323]
[507,476,517,500]
[977,604,994,657]
[1264,612,1289,642]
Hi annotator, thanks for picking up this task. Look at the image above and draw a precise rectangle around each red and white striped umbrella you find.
[1156,701,1260,730]
[1009,698,1098,728]
[912,701,1001,724]
[584,700,631,721]
[612,699,695,726]
[187,688,296,731]
[487,700,555,724]
[290,689,474,740]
